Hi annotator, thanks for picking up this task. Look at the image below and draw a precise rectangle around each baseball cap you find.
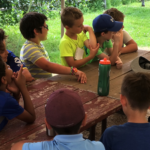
[45,88,85,127]
[93,14,123,32]
[131,56,150,73]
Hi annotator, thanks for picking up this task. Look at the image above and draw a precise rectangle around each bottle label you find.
[99,87,102,93]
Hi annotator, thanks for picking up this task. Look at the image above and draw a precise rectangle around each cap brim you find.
[130,56,150,73]
[109,21,123,32]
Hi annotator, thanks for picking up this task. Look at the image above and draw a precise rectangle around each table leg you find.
[88,125,96,140]
[102,118,107,134]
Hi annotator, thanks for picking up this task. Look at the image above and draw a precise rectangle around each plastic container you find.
[97,58,111,96]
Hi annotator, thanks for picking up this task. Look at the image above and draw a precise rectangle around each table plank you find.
[80,96,121,131]
[0,125,53,150]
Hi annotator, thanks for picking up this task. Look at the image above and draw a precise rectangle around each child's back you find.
[100,72,150,150]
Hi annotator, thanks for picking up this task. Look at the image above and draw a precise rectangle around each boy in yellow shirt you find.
[59,7,99,67]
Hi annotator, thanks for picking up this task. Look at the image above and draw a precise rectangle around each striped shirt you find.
[20,41,52,79]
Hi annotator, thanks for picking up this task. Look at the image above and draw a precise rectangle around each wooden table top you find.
[0,49,149,149]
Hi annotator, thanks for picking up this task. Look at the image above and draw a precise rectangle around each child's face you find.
[38,22,49,41]
[0,40,8,62]
[5,63,13,84]
[69,16,84,34]
[103,31,114,40]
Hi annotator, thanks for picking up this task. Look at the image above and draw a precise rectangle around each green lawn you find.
[3,1,150,64]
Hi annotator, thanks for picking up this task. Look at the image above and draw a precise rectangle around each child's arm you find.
[119,39,138,55]
[83,25,97,49]
[119,30,138,55]
[22,68,35,82]
[14,65,35,123]
[64,44,99,68]
[34,58,87,83]
[109,32,121,65]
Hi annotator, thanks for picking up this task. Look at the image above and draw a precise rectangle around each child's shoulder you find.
[0,91,12,105]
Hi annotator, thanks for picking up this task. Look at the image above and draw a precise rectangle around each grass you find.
[2,1,150,64]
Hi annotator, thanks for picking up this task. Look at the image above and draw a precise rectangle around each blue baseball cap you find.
[93,14,123,32]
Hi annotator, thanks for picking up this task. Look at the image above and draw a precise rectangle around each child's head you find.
[103,8,125,22]
[0,56,13,86]
[0,29,8,62]
[45,88,85,135]
[121,72,150,112]
[20,12,48,40]
[93,14,123,40]
[61,7,83,34]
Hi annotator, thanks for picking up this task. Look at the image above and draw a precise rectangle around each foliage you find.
[110,0,122,6]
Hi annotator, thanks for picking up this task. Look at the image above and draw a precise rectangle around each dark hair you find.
[103,8,125,21]
[121,72,150,111]
[94,30,108,38]
[51,120,83,135]
[0,41,5,54]
[20,12,47,40]
[0,28,7,41]
[61,7,83,27]
[0,56,6,86]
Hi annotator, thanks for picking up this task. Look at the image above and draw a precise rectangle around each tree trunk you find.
[141,0,145,6]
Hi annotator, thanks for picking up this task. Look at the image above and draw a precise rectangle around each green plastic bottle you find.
[97,58,111,96]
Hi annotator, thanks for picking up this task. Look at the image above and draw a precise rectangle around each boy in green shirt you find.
[93,14,123,69]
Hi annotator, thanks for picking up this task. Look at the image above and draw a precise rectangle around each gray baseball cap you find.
[130,56,150,73]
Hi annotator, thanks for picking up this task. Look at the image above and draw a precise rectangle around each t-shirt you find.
[23,134,105,150]
[7,50,26,72]
[100,122,150,150]
[0,91,24,131]
[98,40,113,55]
[59,32,88,66]
[20,41,51,79]
[123,30,132,45]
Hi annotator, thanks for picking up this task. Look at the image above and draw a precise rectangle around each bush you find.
[110,0,122,6]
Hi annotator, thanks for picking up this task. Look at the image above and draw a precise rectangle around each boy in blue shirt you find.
[11,88,105,150]
[0,28,34,82]
[100,72,150,150]
[0,56,35,131]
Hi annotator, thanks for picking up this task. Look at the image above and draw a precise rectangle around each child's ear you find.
[65,26,70,30]
[120,94,127,107]
[44,118,52,129]
[1,76,7,85]
[34,29,40,36]
[81,114,87,126]
[101,32,105,36]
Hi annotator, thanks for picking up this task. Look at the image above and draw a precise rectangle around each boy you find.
[11,88,105,150]
[93,14,123,69]
[0,28,34,82]
[103,8,138,55]
[100,72,150,150]
[0,56,35,131]
[19,12,87,84]
[60,7,99,68]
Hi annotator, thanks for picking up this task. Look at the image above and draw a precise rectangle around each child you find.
[100,72,150,150]
[103,8,138,55]
[0,28,34,82]
[60,7,99,68]
[92,14,123,69]
[11,88,105,150]
[19,12,87,84]
[0,56,35,131]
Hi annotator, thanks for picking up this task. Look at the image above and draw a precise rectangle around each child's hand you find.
[7,79,20,95]
[116,57,122,69]
[14,65,26,89]
[83,25,92,33]
[89,43,100,58]
[74,70,87,84]
[112,32,121,45]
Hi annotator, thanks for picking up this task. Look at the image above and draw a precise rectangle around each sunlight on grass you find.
[3,1,150,64]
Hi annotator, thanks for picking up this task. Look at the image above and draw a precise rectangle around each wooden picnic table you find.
[0,49,149,150]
